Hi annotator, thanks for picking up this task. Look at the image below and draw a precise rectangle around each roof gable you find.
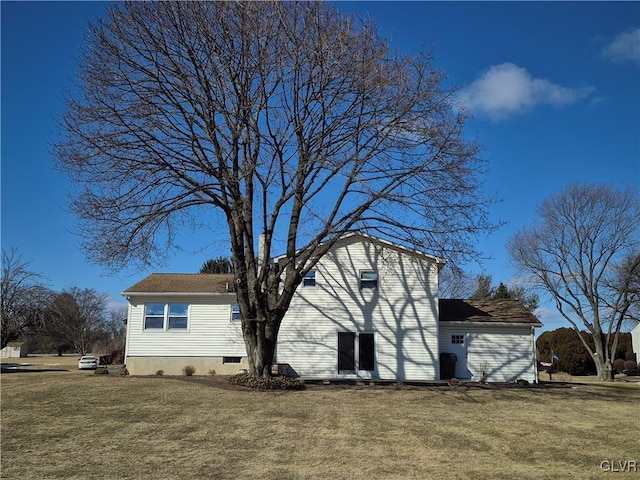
[339,233,446,265]
[439,299,542,326]
[273,232,445,266]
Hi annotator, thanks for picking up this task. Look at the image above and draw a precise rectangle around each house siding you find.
[440,325,537,383]
[125,294,247,374]
[468,329,536,382]
[275,236,440,381]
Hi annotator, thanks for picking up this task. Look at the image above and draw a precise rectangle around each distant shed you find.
[1,341,29,358]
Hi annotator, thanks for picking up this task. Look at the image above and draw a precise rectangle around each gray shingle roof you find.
[439,299,542,326]
[123,273,236,294]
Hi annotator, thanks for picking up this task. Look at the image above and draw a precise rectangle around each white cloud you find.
[601,28,640,64]
[458,63,594,121]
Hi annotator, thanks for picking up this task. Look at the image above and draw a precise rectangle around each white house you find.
[123,233,542,382]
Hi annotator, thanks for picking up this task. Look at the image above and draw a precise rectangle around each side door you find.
[447,332,470,379]
[338,332,356,372]
[337,331,376,377]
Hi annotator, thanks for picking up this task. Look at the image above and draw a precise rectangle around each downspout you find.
[123,298,132,369]
[531,326,537,384]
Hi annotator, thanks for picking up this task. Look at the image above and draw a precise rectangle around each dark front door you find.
[338,332,356,372]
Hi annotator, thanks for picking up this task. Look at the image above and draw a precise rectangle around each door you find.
[359,333,375,371]
[448,332,469,379]
[338,332,356,372]
[338,332,375,375]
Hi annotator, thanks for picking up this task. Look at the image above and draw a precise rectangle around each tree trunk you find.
[593,354,614,381]
[241,314,282,377]
[592,331,615,381]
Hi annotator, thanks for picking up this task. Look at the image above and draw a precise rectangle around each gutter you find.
[439,321,542,328]
[122,292,236,298]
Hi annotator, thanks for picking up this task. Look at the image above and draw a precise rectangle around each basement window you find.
[223,357,242,364]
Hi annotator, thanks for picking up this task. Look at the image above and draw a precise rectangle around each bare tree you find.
[508,183,640,381]
[438,265,475,298]
[1,248,52,348]
[55,2,494,376]
[94,307,127,356]
[47,288,108,355]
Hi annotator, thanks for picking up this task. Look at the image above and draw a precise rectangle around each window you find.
[303,270,316,287]
[223,356,242,364]
[168,304,188,330]
[359,270,378,290]
[144,303,189,330]
[231,304,241,321]
[144,304,165,329]
[451,334,464,345]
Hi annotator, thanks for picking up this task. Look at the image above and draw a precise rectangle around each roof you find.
[439,299,542,326]
[123,273,236,295]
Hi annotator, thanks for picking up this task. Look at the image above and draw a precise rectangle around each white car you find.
[78,355,98,370]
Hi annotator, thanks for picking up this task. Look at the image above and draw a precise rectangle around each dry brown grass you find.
[2,358,639,479]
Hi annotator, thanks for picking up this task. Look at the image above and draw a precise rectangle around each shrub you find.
[208,369,217,376]
[156,370,164,376]
[516,379,529,387]
[448,378,460,386]
[536,328,596,376]
[94,367,109,375]
[227,373,305,390]
[119,367,129,376]
[613,358,626,374]
[183,365,196,376]
[623,360,639,375]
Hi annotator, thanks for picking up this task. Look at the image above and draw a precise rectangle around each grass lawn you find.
[2,357,639,479]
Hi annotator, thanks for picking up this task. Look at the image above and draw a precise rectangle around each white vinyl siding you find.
[467,329,536,383]
[126,295,246,357]
[276,235,440,381]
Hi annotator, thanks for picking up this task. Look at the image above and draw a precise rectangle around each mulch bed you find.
[167,374,578,392]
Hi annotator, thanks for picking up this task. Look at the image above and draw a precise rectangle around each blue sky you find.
[2,2,639,329]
